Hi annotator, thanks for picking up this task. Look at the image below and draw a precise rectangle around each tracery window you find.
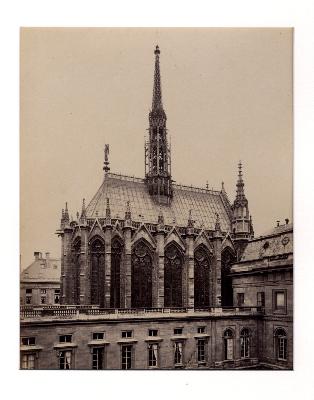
[90,238,105,307]
[240,328,250,359]
[131,241,152,308]
[165,244,183,307]
[223,329,234,361]
[194,246,211,308]
[111,239,123,308]
[275,328,287,361]
[221,248,236,307]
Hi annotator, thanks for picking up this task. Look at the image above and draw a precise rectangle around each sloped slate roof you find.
[239,223,293,262]
[86,173,232,232]
[21,257,61,282]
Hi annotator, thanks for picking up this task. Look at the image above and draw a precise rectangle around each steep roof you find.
[86,173,232,232]
[239,223,293,263]
[20,256,61,283]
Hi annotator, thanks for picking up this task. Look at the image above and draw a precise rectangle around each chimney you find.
[34,251,40,261]
[45,252,50,260]
[276,220,280,227]
[285,218,289,225]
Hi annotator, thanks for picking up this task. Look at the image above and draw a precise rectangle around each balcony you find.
[20,305,263,322]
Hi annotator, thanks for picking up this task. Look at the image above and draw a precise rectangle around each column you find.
[79,226,90,305]
[186,229,195,309]
[212,232,222,307]
[123,226,132,308]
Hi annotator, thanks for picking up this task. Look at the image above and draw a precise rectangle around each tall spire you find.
[79,198,87,224]
[152,45,163,112]
[145,46,173,203]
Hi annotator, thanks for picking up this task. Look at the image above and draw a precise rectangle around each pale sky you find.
[20,28,293,268]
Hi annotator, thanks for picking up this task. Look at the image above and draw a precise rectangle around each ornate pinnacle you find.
[187,209,194,228]
[125,201,131,221]
[215,213,221,232]
[64,202,70,223]
[235,160,247,203]
[105,197,111,219]
[158,205,164,225]
[103,144,110,174]
[80,198,87,224]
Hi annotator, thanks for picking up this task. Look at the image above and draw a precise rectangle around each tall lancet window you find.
[165,244,183,307]
[90,237,105,307]
[194,246,211,308]
[221,248,236,307]
[72,238,81,304]
[111,239,123,308]
[131,241,153,308]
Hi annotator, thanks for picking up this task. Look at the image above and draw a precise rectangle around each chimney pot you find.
[276,220,280,227]
[34,251,39,261]
[285,218,289,225]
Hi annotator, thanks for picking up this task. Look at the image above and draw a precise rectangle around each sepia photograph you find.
[20,27,293,370]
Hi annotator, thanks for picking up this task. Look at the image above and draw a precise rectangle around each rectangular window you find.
[26,296,32,304]
[197,326,205,334]
[54,289,60,304]
[26,289,32,294]
[41,296,46,304]
[197,339,206,363]
[21,353,35,369]
[92,332,104,340]
[21,337,36,346]
[174,328,183,335]
[278,337,287,361]
[240,337,250,358]
[148,329,158,337]
[92,347,104,369]
[59,350,72,369]
[40,289,47,294]
[224,338,234,360]
[274,290,286,312]
[257,292,265,307]
[148,343,158,367]
[237,293,245,307]
[121,345,132,370]
[59,335,72,343]
[121,331,132,338]
[174,342,183,366]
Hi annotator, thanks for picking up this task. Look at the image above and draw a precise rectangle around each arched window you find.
[72,238,81,304]
[240,328,251,359]
[275,328,287,361]
[90,237,105,306]
[221,248,236,307]
[223,329,234,361]
[111,239,123,308]
[194,246,211,308]
[165,243,183,307]
[131,241,153,308]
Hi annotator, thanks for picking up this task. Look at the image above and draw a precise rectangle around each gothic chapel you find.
[58,46,254,309]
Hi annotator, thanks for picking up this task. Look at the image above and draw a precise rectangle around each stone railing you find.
[20,305,263,320]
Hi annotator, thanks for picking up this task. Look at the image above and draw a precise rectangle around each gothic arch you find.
[89,236,105,307]
[221,246,236,307]
[131,239,153,308]
[71,237,81,304]
[111,237,123,308]
[164,241,184,307]
[194,244,211,308]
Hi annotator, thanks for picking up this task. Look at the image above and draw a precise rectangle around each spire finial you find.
[154,45,160,55]
[64,202,70,223]
[103,144,110,174]
[235,160,246,201]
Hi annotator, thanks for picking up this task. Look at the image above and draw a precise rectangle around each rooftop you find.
[20,253,61,283]
[85,173,232,231]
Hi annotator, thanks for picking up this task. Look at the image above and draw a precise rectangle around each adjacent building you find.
[20,252,61,306]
